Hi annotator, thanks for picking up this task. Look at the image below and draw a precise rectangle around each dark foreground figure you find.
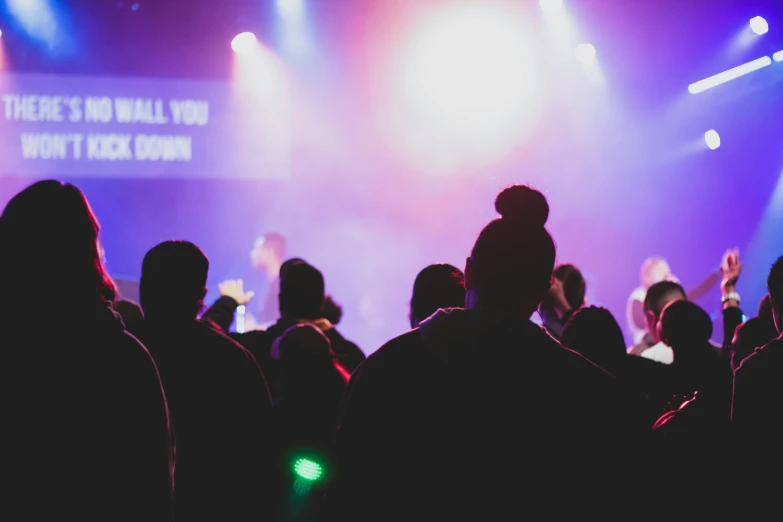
[329,186,650,520]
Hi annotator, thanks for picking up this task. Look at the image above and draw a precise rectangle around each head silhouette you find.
[540,263,586,318]
[561,306,627,375]
[465,185,555,318]
[0,180,116,319]
[140,241,209,321]
[658,300,713,360]
[768,256,783,333]
[280,257,306,282]
[410,263,466,328]
[644,280,686,342]
[279,262,325,320]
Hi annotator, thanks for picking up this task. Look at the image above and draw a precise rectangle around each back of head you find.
[275,324,334,368]
[554,264,586,309]
[280,262,325,320]
[768,256,783,333]
[658,300,713,352]
[140,240,209,320]
[410,263,466,328]
[469,185,556,315]
[561,306,627,374]
[0,180,116,318]
[280,257,306,282]
[541,263,586,317]
[644,280,686,318]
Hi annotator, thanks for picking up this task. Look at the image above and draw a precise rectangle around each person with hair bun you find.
[331,185,648,521]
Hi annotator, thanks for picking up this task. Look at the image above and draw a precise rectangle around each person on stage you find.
[248,232,287,329]
[626,254,726,346]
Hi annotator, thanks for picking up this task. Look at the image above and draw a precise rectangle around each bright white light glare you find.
[276,0,304,20]
[0,28,3,38]
[231,32,257,53]
[750,16,768,35]
[381,3,542,175]
[774,50,783,62]
[539,0,564,13]
[575,43,596,64]
[704,130,721,150]
[688,56,772,93]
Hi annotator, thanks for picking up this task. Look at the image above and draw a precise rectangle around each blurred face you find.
[250,237,270,270]
[643,260,678,289]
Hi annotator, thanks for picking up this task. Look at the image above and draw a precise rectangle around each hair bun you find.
[494,185,549,228]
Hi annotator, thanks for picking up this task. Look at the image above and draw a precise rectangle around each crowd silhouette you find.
[2,179,782,521]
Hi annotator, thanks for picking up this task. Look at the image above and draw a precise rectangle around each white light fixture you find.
[688,56,772,94]
[704,130,721,150]
[231,32,257,53]
[750,16,768,35]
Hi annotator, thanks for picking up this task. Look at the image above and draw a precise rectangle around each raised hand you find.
[720,249,742,292]
[218,279,255,305]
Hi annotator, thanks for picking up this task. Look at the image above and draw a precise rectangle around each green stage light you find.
[293,457,323,481]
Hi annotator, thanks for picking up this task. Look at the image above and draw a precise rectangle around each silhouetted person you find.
[132,241,275,521]
[204,261,364,400]
[732,256,783,502]
[250,232,288,326]
[330,185,648,521]
[272,325,349,518]
[116,299,144,329]
[654,300,733,431]
[0,180,174,521]
[626,256,721,345]
[561,306,671,423]
[730,295,777,370]
[409,263,466,328]
[628,280,687,363]
[539,263,586,340]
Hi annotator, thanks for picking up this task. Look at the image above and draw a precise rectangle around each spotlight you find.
[231,32,257,54]
[704,130,721,150]
[277,0,304,20]
[774,50,783,62]
[575,43,596,64]
[539,0,564,13]
[0,28,3,38]
[293,457,323,482]
[750,16,768,35]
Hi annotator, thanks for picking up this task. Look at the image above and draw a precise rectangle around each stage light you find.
[539,0,564,13]
[277,0,304,21]
[231,32,257,54]
[704,130,720,150]
[688,56,772,93]
[575,43,596,64]
[750,16,768,35]
[380,2,542,175]
[293,458,323,481]
[774,50,783,62]
[0,28,3,38]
